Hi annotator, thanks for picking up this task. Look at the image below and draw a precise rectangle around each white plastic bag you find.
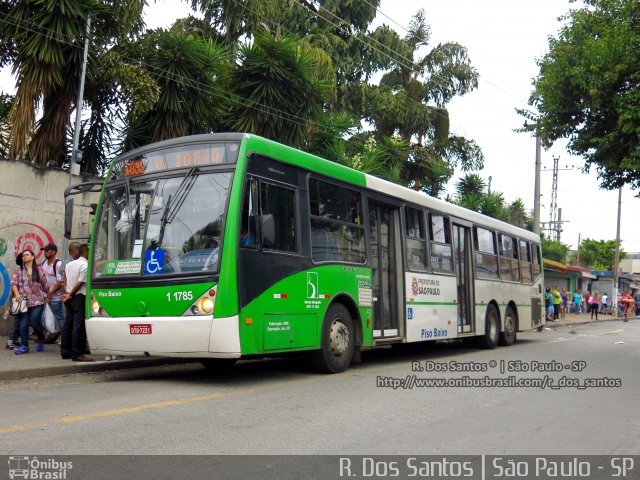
[42,304,56,333]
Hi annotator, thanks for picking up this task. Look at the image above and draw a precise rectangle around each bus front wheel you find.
[311,303,355,373]
[480,304,500,349]
[499,306,517,346]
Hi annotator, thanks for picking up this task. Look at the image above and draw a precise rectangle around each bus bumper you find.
[86,315,241,358]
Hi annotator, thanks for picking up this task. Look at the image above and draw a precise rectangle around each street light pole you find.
[62,13,91,256]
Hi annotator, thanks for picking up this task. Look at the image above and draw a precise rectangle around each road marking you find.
[0,379,309,434]
[598,329,623,335]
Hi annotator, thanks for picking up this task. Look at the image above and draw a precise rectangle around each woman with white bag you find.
[5,253,25,350]
[10,249,49,355]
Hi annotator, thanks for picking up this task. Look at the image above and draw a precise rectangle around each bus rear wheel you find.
[499,306,517,346]
[480,304,500,349]
[311,304,355,373]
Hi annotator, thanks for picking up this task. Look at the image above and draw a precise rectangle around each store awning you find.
[544,258,567,272]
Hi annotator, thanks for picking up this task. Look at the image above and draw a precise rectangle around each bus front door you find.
[452,223,475,333]
[369,202,400,339]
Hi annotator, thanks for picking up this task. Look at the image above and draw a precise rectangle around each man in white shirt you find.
[41,243,64,340]
[60,244,93,362]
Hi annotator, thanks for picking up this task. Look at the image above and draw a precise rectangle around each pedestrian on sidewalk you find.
[600,293,608,315]
[5,253,24,350]
[560,288,569,319]
[60,243,94,362]
[10,249,49,355]
[551,286,561,320]
[40,243,64,342]
[621,292,634,322]
[590,290,600,320]
[572,289,583,314]
[544,287,555,321]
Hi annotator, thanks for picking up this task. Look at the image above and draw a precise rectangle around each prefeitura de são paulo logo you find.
[8,456,73,479]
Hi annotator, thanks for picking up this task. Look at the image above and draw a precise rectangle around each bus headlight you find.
[198,297,214,313]
[183,286,217,316]
[90,294,108,317]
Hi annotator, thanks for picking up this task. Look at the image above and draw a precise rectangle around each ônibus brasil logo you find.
[8,456,73,479]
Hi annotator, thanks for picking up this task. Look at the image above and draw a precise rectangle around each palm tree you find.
[3,0,150,171]
[363,9,483,194]
[123,27,229,150]
[228,31,335,148]
[455,173,487,198]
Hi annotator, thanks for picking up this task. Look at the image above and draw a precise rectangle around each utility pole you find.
[613,186,622,301]
[548,155,560,240]
[487,176,492,194]
[533,134,542,235]
[576,233,581,266]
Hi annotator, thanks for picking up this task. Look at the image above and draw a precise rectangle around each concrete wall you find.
[0,157,101,333]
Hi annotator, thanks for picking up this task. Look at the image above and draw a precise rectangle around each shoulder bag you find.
[9,297,28,315]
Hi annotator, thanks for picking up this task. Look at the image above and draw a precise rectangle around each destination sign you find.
[111,143,238,179]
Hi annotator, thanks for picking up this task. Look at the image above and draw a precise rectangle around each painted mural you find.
[0,222,57,314]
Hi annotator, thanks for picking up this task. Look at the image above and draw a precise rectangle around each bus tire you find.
[499,306,517,346]
[480,304,500,349]
[200,358,237,372]
[311,303,355,373]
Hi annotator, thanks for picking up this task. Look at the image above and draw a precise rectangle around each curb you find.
[543,316,635,329]
[0,357,195,382]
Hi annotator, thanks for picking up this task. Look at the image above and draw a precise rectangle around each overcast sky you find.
[2,0,638,253]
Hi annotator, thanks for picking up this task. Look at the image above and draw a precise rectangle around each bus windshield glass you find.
[93,171,232,278]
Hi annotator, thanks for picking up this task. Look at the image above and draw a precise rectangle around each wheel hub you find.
[329,319,349,356]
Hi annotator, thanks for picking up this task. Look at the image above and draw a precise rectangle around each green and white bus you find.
[66,133,544,373]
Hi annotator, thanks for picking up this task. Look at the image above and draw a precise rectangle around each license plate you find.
[130,324,152,335]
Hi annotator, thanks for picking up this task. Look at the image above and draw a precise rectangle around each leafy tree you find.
[227,31,335,149]
[363,10,483,195]
[541,235,569,263]
[0,93,12,157]
[1,0,158,173]
[569,238,626,270]
[455,173,486,198]
[530,0,640,190]
[123,27,229,150]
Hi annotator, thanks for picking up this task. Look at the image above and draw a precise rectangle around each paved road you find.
[1,321,638,455]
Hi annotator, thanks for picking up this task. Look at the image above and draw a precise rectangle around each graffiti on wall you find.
[0,222,57,308]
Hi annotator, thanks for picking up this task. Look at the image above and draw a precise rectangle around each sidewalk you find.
[543,310,633,328]
[0,312,633,382]
[0,339,193,382]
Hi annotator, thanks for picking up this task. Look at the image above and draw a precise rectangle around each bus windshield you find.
[93,171,232,278]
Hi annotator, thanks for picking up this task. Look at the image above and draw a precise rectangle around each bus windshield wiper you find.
[157,167,198,247]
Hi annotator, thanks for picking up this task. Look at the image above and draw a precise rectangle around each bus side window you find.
[532,243,542,278]
[499,234,520,282]
[309,178,365,264]
[520,240,532,284]
[405,206,427,271]
[474,227,498,279]
[258,181,297,252]
[428,213,452,273]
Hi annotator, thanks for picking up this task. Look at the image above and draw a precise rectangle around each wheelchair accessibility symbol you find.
[144,250,165,275]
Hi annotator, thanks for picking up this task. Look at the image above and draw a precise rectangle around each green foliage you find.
[228,31,335,148]
[541,235,569,263]
[361,9,481,195]
[453,173,531,227]
[531,0,640,190]
[569,238,626,270]
[123,28,228,150]
[0,93,12,157]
